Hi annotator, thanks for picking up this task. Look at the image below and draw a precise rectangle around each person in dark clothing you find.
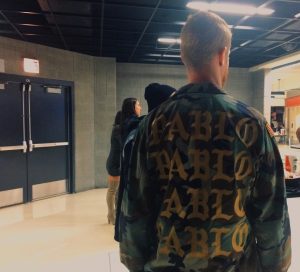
[106,98,142,225]
[108,97,141,228]
[106,111,122,225]
[115,83,176,241]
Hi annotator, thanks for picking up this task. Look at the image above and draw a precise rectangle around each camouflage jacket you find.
[119,82,291,272]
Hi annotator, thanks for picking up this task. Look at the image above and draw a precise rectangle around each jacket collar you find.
[174,82,226,97]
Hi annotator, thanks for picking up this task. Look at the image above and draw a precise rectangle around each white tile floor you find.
[0,189,298,272]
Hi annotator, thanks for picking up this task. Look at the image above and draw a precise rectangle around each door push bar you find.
[0,142,27,153]
[0,142,69,152]
[0,83,30,153]
[0,83,29,153]
[32,142,69,149]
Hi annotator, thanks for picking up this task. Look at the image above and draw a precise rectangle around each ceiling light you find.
[164,54,181,58]
[228,25,257,30]
[240,41,251,47]
[211,3,257,15]
[295,13,300,18]
[158,38,181,44]
[19,11,40,15]
[256,7,274,15]
[234,25,258,30]
[186,1,209,11]
[186,1,274,16]
[146,54,181,59]
[146,54,161,57]
[19,24,40,27]
[146,53,181,58]
[175,21,186,25]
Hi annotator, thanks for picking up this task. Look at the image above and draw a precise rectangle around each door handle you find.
[32,142,69,149]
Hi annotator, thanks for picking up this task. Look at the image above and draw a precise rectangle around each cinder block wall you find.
[94,58,117,187]
[117,63,254,113]
[116,63,186,114]
[225,68,253,104]
[252,70,266,115]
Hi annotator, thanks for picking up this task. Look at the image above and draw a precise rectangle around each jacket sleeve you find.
[246,121,291,272]
[119,119,157,272]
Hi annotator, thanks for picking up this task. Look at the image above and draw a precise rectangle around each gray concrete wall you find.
[116,63,254,113]
[225,68,253,105]
[251,69,273,120]
[251,70,266,114]
[116,63,186,114]
[94,58,117,187]
[0,36,116,191]
[73,53,95,192]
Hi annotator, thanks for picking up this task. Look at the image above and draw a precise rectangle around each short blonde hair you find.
[181,11,232,69]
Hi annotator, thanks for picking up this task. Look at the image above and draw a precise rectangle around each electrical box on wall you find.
[23,58,39,74]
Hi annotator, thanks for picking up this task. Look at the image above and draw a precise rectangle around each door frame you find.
[0,72,75,196]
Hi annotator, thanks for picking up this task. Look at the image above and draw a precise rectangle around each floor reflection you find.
[0,189,298,272]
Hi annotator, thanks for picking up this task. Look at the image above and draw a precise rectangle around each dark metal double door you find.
[0,74,72,207]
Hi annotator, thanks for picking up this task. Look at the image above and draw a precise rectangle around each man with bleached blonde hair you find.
[181,11,232,88]
[119,11,291,272]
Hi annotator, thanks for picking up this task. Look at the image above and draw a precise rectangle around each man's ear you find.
[218,47,228,66]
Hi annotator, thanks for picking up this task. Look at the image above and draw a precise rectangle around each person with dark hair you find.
[106,111,122,225]
[120,97,142,144]
[144,83,176,112]
[115,83,176,241]
[106,98,141,225]
[119,11,291,272]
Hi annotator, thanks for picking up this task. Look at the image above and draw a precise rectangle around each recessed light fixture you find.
[18,24,40,27]
[240,41,251,47]
[187,1,209,11]
[19,11,40,15]
[164,54,181,58]
[186,1,274,16]
[176,22,256,30]
[147,53,181,58]
[175,21,186,25]
[146,54,162,57]
[228,25,257,30]
[295,13,300,18]
[158,38,181,44]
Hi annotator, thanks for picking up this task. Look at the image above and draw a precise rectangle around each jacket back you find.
[119,83,291,272]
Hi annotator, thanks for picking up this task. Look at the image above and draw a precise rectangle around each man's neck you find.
[187,66,222,89]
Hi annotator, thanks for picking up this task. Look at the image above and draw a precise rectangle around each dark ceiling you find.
[1,0,300,67]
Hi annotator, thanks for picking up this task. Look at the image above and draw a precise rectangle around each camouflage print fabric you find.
[119,82,291,272]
